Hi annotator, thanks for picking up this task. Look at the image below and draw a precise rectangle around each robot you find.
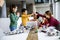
[46,26,58,36]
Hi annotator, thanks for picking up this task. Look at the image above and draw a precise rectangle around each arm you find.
[37,13,46,18]
[10,13,19,22]
[22,15,30,18]
[15,14,19,21]
[27,13,34,17]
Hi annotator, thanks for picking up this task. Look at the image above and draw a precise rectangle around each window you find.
[35,0,44,3]
[44,0,49,3]
[35,0,38,2]
[35,0,49,3]
[38,0,41,2]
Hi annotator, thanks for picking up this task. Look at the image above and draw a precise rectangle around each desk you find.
[1,32,29,40]
[38,32,59,40]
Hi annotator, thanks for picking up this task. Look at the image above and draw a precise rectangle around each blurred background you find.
[0,0,60,21]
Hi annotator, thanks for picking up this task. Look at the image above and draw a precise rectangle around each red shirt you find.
[37,14,60,27]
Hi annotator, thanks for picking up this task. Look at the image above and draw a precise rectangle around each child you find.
[30,13,39,33]
[10,4,19,34]
[21,8,33,28]
[37,11,60,31]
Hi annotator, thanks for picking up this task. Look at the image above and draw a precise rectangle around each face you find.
[24,10,27,14]
[34,14,37,19]
[13,6,17,13]
[45,14,50,19]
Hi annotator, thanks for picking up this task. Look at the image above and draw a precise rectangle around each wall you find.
[56,2,60,21]
[35,3,50,14]
[27,4,33,14]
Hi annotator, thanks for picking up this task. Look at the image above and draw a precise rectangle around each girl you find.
[37,11,60,31]
[30,13,40,33]
[10,5,19,33]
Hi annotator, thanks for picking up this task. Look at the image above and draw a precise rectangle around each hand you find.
[46,23,49,28]
[32,12,38,16]
[30,12,34,16]
[17,15,20,17]
[17,12,20,17]
[32,12,36,14]
[31,13,34,15]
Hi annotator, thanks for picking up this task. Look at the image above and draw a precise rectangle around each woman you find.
[37,11,60,31]
[10,5,19,33]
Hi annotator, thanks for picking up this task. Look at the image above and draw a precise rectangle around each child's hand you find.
[31,13,34,15]
[31,12,35,15]
[46,24,49,28]
[17,12,20,17]
[32,12,36,14]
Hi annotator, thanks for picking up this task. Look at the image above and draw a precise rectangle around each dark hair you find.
[45,10,52,17]
[36,12,39,19]
[21,8,27,13]
[10,4,17,13]
[36,12,39,14]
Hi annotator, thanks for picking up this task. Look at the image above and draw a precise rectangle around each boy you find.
[21,8,33,28]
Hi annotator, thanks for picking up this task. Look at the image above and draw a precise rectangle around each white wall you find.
[56,2,60,21]
[1,2,7,18]
[53,3,56,18]
[35,3,50,14]
[0,18,10,32]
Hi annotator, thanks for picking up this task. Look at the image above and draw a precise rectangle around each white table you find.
[1,32,29,40]
[38,32,59,40]
[1,30,60,40]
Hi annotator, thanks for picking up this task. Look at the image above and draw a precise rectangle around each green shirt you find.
[10,13,19,27]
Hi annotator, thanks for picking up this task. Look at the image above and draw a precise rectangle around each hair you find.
[36,12,39,19]
[21,8,27,13]
[45,10,52,17]
[36,12,39,14]
[10,4,17,13]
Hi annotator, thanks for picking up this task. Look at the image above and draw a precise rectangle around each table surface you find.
[1,30,60,40]
[38,32,60,40]
[1,31,29,40]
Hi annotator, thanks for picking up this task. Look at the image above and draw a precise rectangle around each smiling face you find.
[24,10,27,14]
